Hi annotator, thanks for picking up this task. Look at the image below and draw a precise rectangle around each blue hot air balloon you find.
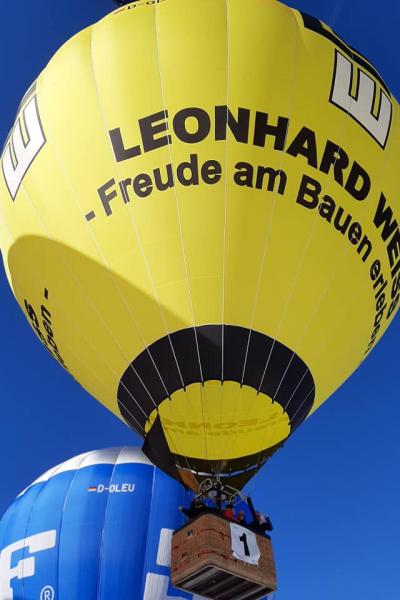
[0,447,211,600]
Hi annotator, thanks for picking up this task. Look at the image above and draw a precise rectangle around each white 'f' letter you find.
[0,530,56,600]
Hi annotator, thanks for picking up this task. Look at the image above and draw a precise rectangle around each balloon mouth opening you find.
[118,324,315,488]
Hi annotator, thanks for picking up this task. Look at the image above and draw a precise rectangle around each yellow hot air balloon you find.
[1,0,399,489]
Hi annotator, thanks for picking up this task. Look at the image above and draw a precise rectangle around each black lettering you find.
[374,304,387,326]
[234,162,253,187]
[176,153,199,186]
[319,141,349,186]
[97,179,117,216]
[154,164,174,191]
[333,206,351,234]
[43,320,53,337]
[318,195,335,222]
[24,300,39,329]
[201,160,222,184]
[387,229,400,268]
[109,128,141,162]
[376,293,386,312]
[345,162,371,201]
[286,127,318,167]
[391,273,400,299]
[139,110,171,152]
[119,178,132,204]
[46,335,59,352]
[215,106,250,143]
[239,533,250,557]
[173,108,210,143]
[348,222,362,245]
[373,193,398,240]
[41,305,51,325]
[370,260,381,281]
[373,274,384,290]
[253,112,289,150]
[374,278,387,298]
[357,235,372,262]
[133,173,153,198]
[296,174,320,209]
[391,258,400,278]
[255,167,287,194]
[387,294,399,318]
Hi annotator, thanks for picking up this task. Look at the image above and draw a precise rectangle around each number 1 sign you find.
[230,523,261,566]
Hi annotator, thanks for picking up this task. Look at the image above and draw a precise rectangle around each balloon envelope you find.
[0,447,206,600]
[0,0,399,488]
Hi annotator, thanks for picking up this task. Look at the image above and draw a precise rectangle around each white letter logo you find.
[0,530,56,600]
[143,529,205,599]
[1,91,46,200]
[330,50,392,147]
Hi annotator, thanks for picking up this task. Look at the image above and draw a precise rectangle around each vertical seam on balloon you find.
[261,18,378,416]
[0,138,147,422]
[283,366,310,412]
[253,11,330,409]
[140,460,157,598]
[255,15,316,400]
[87,13,207,475]
[153,0,211,472]
[221,0,230,384]
[218,0,230,475]
[290,387,315,426]
[293,63,397,409]
[301,88,397,378]
[88,22,182,409]
[94,449,121,600]
[237,6,303,480]
[0,210,146,433]
[239,6,299,389]
[151,2,206,392]
[218,0,247,479]
[11,47,162,430]
[227,5,300,472]
[151,0,192,470]
[18,481,48,600]
[255,15,301,394]
[0,190,147,436]
[54,451,91,599]
[273,351,296,399]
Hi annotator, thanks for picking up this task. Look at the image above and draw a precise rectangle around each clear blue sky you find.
[0,1,399,599]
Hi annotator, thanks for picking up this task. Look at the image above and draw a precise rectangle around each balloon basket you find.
[171,512,277,599]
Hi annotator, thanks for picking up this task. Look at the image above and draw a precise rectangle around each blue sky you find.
[0,1,399,599]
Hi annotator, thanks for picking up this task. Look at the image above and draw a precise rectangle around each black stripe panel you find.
[142,414,180,481]
[117,325,315,488]
[117,324,315,429]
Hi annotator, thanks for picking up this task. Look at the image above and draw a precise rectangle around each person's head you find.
[238,510,245,520]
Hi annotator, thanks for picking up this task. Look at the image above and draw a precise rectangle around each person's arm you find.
[247,497,257,523]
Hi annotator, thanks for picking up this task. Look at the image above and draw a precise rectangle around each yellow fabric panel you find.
[146,380,290,461]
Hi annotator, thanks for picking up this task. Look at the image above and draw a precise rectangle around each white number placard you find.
[230,523,260,566]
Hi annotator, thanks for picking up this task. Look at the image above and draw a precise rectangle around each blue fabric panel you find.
[0,484,46,600]
[57,463,115,600]
[97,462,154,600]
[140,469,191,599]
[21,469,79,600]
